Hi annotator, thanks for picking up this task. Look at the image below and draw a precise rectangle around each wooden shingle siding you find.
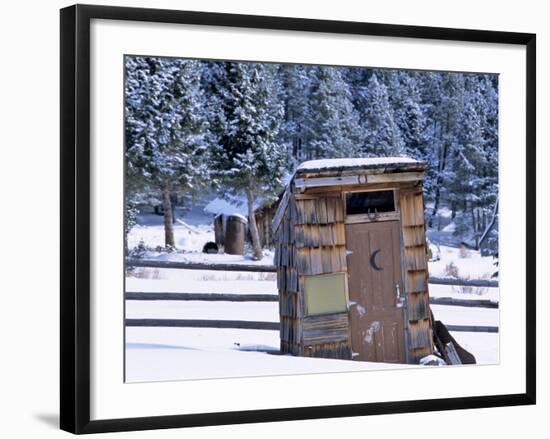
[401,191,425,226]
[404,246,428,271]
[284,192,352,357]
[406,270,428,293]
[294,223,346,248]
[400,188,433,360]
[302,313,350,345]
[279,293,303,319]
[408,292,431,321]
[278,161,431,363]
[303,341,352,359]
[408,318,432,349]
[296,197,344,225]
[296,246,347,275]
[402,225,426,247]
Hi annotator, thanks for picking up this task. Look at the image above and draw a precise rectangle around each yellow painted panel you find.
[305,272,347,316]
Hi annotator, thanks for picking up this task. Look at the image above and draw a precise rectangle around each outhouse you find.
[272,157,433,364]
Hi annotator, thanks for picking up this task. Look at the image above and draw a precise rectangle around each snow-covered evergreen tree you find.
[386,71,429,159]
[210,62,287,260]
[125,57,500,258]
[307,66,362,159]
[424,72,465,226]
[360,73,404,156]
[125,56,212,249]
[279,64,316,166]
[450,76,498,247]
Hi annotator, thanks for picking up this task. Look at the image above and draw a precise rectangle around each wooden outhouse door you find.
[346,221,406,363]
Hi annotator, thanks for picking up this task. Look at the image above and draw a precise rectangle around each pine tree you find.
[424,72,465,226]
[360,73,404,156]
[307,66,362,159]
[386,71,429,159]
[279,64,316,166]
[125,56,212,249]
[210,62,287,259]
[450,76,498,247]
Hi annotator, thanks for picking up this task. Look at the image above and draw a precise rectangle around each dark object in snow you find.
[154,204,163,215]
[202,242,219,254]
[432,318,476,365]
[224,214,247,255]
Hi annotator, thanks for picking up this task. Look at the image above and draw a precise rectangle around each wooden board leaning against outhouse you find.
[274,189,352,359]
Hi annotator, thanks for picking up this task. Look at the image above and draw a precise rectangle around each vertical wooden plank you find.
[317,198,328,224]
[296,247,310,273]
[330,246,341,272]
[334,197,345,222]
[310,247,323,275]
[338,246,347,271]
[321,247,333,273]
[319,225,333,246]
[335,223,345,245]
[325,197,336,223]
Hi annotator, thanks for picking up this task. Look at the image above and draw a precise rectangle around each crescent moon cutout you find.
[370,249,383,271]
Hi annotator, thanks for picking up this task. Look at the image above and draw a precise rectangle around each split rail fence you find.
[125,258,499,334]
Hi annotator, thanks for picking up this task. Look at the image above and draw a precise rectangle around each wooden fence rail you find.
[125,292,498,309]
[125,258,499,333]
[126,259,499,288]
[125,318,498,333]
[126,319,280,330]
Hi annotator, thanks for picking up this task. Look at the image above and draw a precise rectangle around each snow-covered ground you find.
[126,327,414,382]
[125,202,500,383]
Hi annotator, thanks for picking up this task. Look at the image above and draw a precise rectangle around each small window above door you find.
[345,190,395,216]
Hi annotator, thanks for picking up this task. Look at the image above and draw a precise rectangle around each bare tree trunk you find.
[470,204,478,248]
[478,199,498,250]
[162,184,175,249]
[429,125,449,228]
[246,189,263,260]
[429,146,447,227]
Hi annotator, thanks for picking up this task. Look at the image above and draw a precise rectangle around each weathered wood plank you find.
[128,259,498,288]
[402,225,426,247]
[408,292,430,320]
[406,270,427,293]
[302,313,350,345]
[430,297,498,308]
[126,259,277,272]
[125,292,278,302]
[294,224,346,248]
[344,211,401,224]
[404,246,428,271]
[126,295,497,309]
[428,277,499,288]
[447,325,499,333]
[294,172,425,190]
[125,319,280,330]
[408,318,432,349]
[400,191,425,227]
[317,197,328,223]
[444,342,462,365]
[271,186,290,234]
[304,341,352,359]
[127,319,498,333]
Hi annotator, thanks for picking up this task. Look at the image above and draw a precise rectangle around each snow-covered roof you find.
[204,197,248,217]
[296,157,423,173]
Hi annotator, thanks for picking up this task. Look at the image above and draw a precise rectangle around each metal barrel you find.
[224,214,248,255]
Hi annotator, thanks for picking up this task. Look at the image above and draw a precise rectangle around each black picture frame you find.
[60,4,536,434]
